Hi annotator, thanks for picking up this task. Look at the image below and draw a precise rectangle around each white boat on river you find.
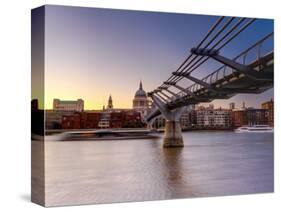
[235,125,273,133]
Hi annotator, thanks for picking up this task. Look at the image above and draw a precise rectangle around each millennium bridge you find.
[145,16,274,147]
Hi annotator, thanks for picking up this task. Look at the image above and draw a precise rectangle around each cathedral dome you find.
[134,81,147,98]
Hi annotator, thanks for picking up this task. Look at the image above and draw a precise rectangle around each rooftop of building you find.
[54,99,84,104]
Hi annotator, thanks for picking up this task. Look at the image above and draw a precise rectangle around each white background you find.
[0,0,280,211]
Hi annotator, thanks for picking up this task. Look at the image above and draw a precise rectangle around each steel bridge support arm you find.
[191,47,269,81]
[172,72,216,92]
[150,94,185,121]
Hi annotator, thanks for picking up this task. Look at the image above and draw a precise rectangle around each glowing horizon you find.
[44,81,143,110]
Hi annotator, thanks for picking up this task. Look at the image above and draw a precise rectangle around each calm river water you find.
[44,131,273,206]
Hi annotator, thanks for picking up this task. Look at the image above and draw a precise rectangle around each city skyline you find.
[45,95,273,111]
[32,5,274,110]
[44,85,273,110]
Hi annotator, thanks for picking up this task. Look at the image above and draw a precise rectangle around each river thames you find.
[43,131,273,206]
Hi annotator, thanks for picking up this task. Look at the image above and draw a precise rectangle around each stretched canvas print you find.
[31,5,274,207]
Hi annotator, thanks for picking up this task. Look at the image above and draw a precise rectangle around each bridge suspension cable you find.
[161,16,226,89]
[181,31,273,96]
[167,17,254,85]
[154,16,257,100]
[177,18,256,80]
[173,18,254,79]
[170,17,241,82]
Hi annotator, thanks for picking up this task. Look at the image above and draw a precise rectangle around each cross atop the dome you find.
[139,81,143,90]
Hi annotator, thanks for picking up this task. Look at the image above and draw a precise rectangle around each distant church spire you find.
[107,94,113,109]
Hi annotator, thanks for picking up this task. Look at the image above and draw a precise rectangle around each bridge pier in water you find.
[163,120,183,148]
[149,94,185,148]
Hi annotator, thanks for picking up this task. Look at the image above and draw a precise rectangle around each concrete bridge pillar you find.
[163,120,183,147]
[149,94,185,148]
